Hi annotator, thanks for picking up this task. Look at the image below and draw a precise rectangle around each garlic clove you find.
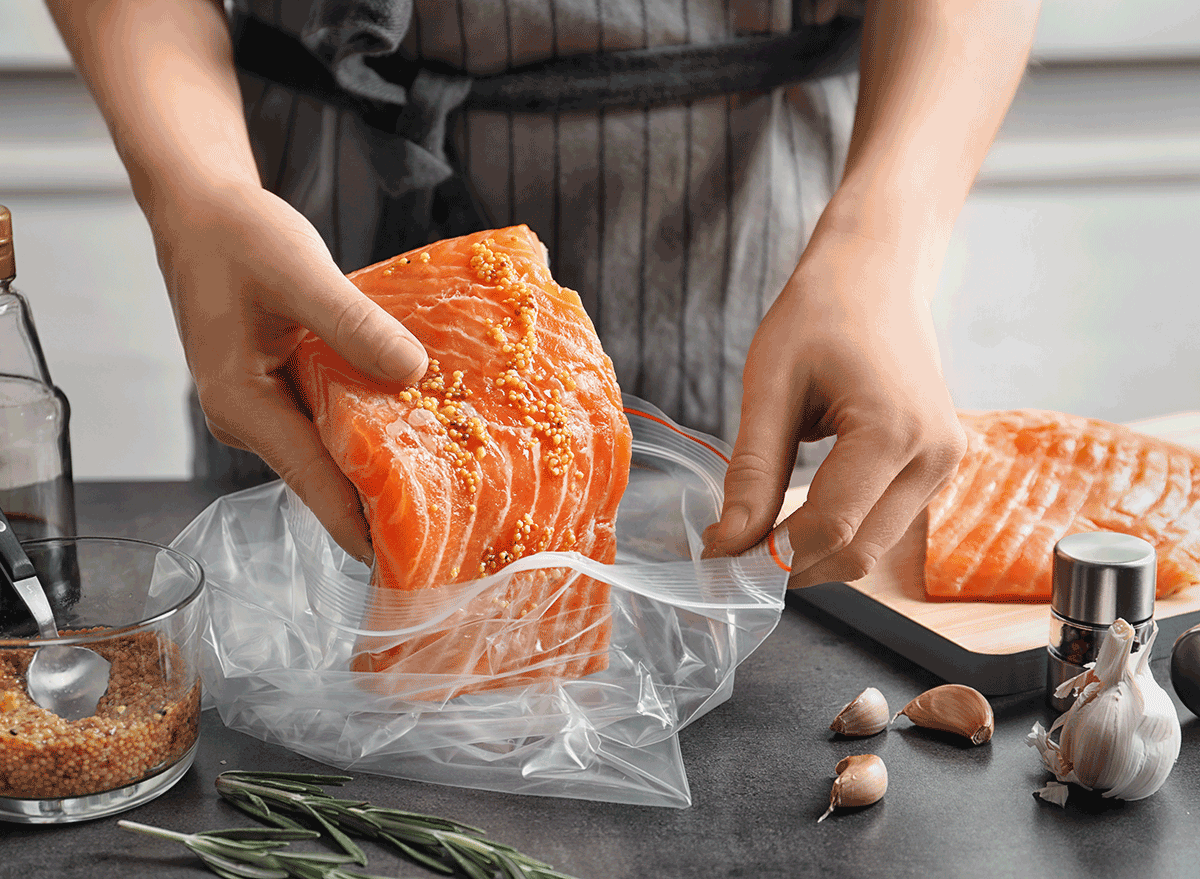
[893,683,994,745]
[830,687,890,737]
[818,754,887,823]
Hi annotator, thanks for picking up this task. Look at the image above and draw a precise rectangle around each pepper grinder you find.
[1047,531,1157,712]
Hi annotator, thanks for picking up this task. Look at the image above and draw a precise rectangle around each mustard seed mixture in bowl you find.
[0,537,204,823]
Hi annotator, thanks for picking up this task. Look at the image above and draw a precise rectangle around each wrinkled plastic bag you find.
[171,395,792,807]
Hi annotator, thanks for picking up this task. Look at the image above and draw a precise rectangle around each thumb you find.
[289,262,428,386]
[703,416,797,560]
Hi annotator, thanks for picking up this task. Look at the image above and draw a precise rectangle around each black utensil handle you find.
[0,507,37,583]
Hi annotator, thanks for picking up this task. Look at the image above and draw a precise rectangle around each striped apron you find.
[193,0,863,488]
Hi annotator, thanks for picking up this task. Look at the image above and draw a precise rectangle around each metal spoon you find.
[0,509,110,720]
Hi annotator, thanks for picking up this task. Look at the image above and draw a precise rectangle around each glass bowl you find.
[0,537,204,823]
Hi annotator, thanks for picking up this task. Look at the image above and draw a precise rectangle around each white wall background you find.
[940,50,1200,423]
[2,0,1199,479]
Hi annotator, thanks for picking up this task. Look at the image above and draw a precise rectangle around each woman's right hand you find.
[44,0,428,561]
[148,183,428,564]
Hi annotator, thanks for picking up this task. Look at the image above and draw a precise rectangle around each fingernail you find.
[716,505,750,543]
[384,343,427,383]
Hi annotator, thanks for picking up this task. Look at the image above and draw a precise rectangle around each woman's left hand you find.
[702,225,966,588]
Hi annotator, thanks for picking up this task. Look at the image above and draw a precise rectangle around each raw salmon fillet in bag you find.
[289,226,632,698]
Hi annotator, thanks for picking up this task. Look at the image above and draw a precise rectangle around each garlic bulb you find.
[1027,618,1181,804]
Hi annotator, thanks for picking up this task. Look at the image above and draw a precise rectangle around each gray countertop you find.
[3,481,1199,879]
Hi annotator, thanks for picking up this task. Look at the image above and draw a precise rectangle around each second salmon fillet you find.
[926,409,1200,602]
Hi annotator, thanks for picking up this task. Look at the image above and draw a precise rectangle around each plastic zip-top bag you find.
[171,395,792,807]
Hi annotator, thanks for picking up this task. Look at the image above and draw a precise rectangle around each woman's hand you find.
[149,184,427,563]
[703,0,1040,584]
[44,1,431,561]
[703,226,966,587]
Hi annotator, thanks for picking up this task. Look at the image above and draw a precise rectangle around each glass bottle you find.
[0,205,78,631]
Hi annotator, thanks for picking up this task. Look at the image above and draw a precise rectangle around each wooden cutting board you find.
[784,411,1200,695]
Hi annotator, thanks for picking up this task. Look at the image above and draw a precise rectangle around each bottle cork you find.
[0,205,14,282]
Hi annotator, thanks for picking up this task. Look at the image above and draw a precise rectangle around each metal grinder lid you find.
[1051,531,1156,626]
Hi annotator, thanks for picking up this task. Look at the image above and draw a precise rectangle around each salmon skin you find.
[289,226,632,698]
[926,409,1200,602]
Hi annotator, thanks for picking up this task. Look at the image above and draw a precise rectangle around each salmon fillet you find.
[925,409,1200,602]
[289,226,632,697]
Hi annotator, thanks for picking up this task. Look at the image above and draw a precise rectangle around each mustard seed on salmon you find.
[0,630,199,800]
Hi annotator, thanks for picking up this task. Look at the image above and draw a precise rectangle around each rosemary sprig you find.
[116,821,397,879]
[214,771,580,879]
